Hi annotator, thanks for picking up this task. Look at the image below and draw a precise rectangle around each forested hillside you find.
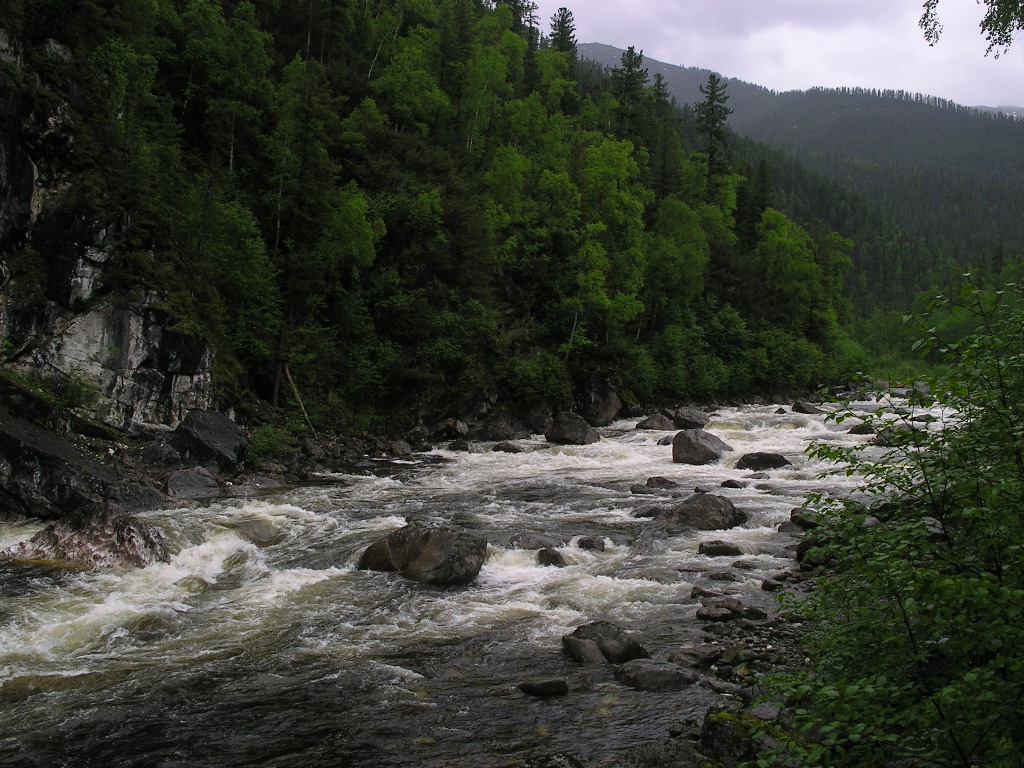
[580,43,1024,312]
[0,1,863,434]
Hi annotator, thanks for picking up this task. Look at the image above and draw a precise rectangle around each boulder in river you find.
[518,678,569,697]
[562,620,650,664]
[698,540,744,557]
[672,429,733,465]
[357,523,487,585]
[545,412,599,445]
[582,387,622,427]
[614,659,699,692]
[792,400,823,415]
[658,495,748,530]
[630,476,682,494]
[670,407,710,429]
[537,548,567,567]
[511,532,563,550]
[635,413,675,431]
[735,452,791,471]
[1,503,170,568]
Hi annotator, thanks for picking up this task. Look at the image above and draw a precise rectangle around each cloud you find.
[534,0,1023,106]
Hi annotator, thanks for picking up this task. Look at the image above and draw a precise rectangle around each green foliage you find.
[766,277,1024,766]
[246,423,294,463]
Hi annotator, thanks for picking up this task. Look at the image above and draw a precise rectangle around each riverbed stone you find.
[561,621,650,664]
[614,659,699,692]
[0,503,170,568]
[635,413,675,430]
[671,407,710,429]
[658,494,748,530]
[518,678,569,697]
[672,429,733,465]
[792,400,823,415]
[545,412,600,445]
[699,540,744,557]
[537,547,567,567]
[357,523,487,585]
[576,536,606,551]
[735,452,791,471]
[630,475,681,494]
[511,532,562,549]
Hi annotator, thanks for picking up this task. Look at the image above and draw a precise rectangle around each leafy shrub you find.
[767,278,1024,767]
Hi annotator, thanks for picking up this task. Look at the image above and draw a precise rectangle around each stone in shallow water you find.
[518,678,569,696]
[614,659,699,692]
[357,524,487,585]
[561,621,649,664]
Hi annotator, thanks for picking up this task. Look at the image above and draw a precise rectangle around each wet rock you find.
[357,524,487,585]
[657,435,673,446]
[735,452,791,471]
[389,440,412,456]
[521,403,553,435]
[492,441,525,453]
[670,407,710,429]
[658,495,749,530]
[721,479,746,489]
[545,412,599,445]
[792,400,823,415]
[1,503,170,568]
[448,439,472,451]
[173,411,247,473]
[672,429,733,465]
[0,410,167,520]
[139,440,182,471]
[166,466,221,499]
[699,709,777,768]
[696,597,766,623]
[631,504,664,519]
[229,517,285,547]
[699,540,744,557]
[614,659,698,692]
[512,532,562,550]
[223,475,283,498]
[848,422,876,435]
[561,621,650,664]
[581,387,622,427]
[790,507,824,530]
[635,413,675,430]
[431,418,469,439]
[537,547,566,567]
[761,578,784,592]
[576,536,606,552]
[630,475,681,495]
[775,407,787,414]
[518,678,569,697]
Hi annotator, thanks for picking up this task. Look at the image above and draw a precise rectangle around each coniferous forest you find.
[0,0,875,433]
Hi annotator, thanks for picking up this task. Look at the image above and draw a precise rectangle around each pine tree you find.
[694,73,733,185]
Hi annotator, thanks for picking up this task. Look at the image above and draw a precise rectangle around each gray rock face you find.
[545,412,599,445]
[561,621,650,664]
[672,429,733,465]
[357,524,487,585]
[173,411,248,472]
[1,504,170,568]
[0,410,166,520]
[614,659,699,692]
[166,466,221,499]
[735,452,791,471]
[582,387,622,427]
[658,495,749,530]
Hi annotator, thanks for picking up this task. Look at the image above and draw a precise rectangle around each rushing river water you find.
[0,405,878,768]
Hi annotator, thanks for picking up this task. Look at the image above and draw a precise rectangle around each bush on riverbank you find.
[764,278,1024,766]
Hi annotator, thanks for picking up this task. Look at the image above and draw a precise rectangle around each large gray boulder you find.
[545,412,599,445]
[1,504,170,568]
[173,411,248,472]
[582,387,622,427]
[671,407,710,429]
[561,621,650,664]
[672,429,733,465]
[659,495,749,530]
[357,524,487,585]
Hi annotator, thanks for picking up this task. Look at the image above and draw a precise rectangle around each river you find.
[0,404,875,767]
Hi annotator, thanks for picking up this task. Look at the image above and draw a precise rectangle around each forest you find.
[0,0,873,434]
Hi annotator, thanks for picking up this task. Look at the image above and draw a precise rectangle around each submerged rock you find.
[357,523,487,585]
[519,678,569,697]
[614,659,699,692]
[1,503,170,568]
[672,429,733,465]
[561,620,650,664]
[537,548,567,567]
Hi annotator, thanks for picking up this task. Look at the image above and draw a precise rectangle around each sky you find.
[532,0,1023,108]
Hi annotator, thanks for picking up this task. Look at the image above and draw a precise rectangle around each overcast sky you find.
[533,0,1023,107]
